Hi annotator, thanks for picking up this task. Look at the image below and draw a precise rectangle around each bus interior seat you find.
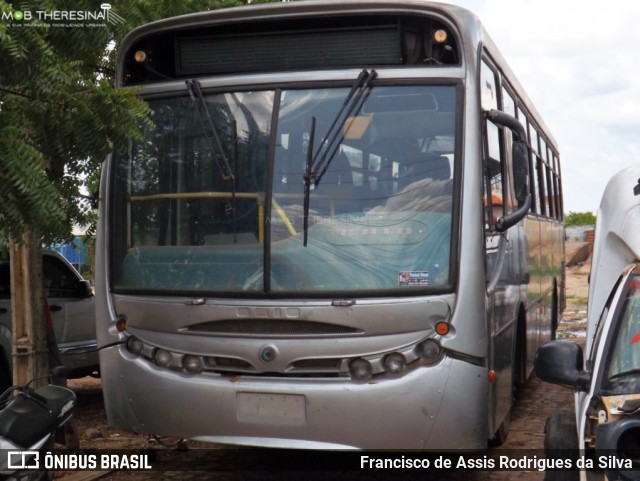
[397,153,453,202]
[272,147,354,225]
[405,153,451,181]
[369,137,420,196]
[315,150,354,215]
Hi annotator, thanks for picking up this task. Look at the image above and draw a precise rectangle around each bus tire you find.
[489,408,511,447]
[551,284,559,341]
[514,308,527,388]
[543,411,579,481]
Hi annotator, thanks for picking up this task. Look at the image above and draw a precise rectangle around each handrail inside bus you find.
[129,191,337,202]
[128,191,299,239]
[130,192,259,201]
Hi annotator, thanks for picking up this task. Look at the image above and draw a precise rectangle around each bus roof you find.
[118,0,557,150]
[120,1,476,41]
[587,165,640,347]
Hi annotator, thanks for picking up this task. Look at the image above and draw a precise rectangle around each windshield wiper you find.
[228,118,238,242]
[186,79,238,241]
[308,69,377,187]
[302,116,316,247]
[608,368,640,381]
[186,79,235,181]
[301,69,377,246]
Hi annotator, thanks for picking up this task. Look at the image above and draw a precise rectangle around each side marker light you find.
[116,317,127,332]
[435,321,450,336]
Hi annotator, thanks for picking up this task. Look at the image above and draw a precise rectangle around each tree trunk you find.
[10,232,48,386]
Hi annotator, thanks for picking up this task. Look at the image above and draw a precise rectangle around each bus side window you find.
[481,60,504,230]
[528,124,541,215]
[502,86,519,216]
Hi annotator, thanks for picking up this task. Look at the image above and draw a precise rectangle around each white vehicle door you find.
[43,254,95,346]
[578,266,634,450]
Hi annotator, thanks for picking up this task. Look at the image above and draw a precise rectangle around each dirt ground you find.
[55,266,591,481]
[561,262,590,336]
[565,262,590,304]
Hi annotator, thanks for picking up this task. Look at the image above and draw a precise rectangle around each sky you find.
[434,0,640,214]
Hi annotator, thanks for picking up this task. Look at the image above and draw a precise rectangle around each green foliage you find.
[564,211,596,227]
[0,0,273,243]
[0,1,145,242]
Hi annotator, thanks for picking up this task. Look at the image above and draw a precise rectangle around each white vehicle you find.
[0,250,98,390]
[535,165,640,481]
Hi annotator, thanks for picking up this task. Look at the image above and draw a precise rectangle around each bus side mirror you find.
[485,110,531,232]
[494,140,531,231]
[495,193,531,232]
[534,340,591,392]
[512,140,529,205]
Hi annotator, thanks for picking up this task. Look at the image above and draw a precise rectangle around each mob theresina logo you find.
[2,3,125,25]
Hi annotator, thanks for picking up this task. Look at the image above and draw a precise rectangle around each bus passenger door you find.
[481,57,525,443]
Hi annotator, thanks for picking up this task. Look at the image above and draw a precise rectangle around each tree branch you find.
[0,86,63,106]
[0,86,36,101]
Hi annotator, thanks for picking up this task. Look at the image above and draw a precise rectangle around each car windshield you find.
[605,275,640,390]
[112,83,457,295]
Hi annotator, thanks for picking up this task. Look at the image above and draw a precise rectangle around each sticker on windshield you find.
[399,271,430,286]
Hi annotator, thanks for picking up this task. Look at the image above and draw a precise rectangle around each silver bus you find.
[96,0,565,450]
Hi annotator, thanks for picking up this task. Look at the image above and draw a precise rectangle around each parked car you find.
[0,249,98,391]
[535,166,640,481]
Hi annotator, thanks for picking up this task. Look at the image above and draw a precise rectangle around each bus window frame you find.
[525,117,540,216]
[108,78,466,299]
[500,83,520,214]
[480,56,507,232]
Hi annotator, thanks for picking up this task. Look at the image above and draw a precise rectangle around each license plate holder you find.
[237,392,306,426]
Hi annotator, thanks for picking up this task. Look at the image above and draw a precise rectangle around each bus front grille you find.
[185,319,362,337]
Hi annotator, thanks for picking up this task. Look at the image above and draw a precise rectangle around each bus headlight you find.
[349,358,372,381]
[415,339,443,364]
[383,353,406,374]
[126,336,144,356]
[182,355,204,374]
[434,29,448,43]
[134,50,147,63]
[154,349,173,368]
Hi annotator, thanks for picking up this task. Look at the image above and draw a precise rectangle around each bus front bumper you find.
[100,345,488,450]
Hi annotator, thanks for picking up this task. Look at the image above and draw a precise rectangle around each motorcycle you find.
[0,366,76,481]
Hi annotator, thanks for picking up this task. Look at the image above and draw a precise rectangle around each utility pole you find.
[10,232,48,386]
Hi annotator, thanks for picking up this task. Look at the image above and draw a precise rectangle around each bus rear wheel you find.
[551,285,559,341]
[514,309,527,389]
[489,408,511,447]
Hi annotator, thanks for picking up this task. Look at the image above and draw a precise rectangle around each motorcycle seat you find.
[0,385,76,448]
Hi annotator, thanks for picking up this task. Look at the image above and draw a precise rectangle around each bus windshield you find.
[113,83,457,294]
